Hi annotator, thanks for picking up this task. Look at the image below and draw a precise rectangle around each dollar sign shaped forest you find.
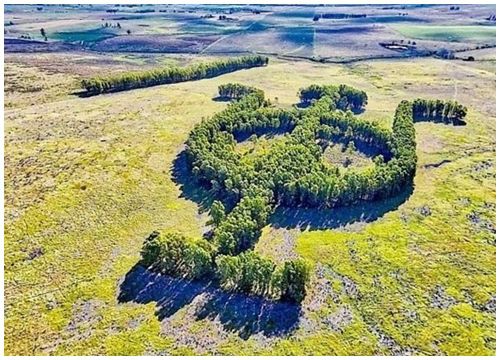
[139,82,467,303]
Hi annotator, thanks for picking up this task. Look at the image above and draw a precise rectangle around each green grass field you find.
[4,53,496,355]
[51,28,118,43]
[391,25,496,43]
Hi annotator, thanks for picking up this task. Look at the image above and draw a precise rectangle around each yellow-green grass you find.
[4,55,495,355]
[391,24,496,43]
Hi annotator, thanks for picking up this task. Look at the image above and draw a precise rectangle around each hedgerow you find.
[81,55,269,95]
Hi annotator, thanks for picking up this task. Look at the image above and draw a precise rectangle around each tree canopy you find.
[81,55,269,95]
[141,81,467,303]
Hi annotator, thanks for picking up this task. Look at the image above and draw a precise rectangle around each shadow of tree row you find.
[172,148,414,231]
[119,143,414,340]
[118,264,301,339]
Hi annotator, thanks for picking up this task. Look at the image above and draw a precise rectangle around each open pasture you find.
[5,4,496,61]
[3,2,496,356]
[391,24,496,43]
[4,50,495,355]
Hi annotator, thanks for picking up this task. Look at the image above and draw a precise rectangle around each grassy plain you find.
[391,24,496,43]
[4,52,495,355]
[5,4,496,61]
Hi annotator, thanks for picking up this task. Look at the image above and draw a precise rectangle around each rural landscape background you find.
[4,3,496,356]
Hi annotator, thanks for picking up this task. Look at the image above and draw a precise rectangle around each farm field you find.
[5,4,496,60]
[391,24,497,43]
[3,3,497,357]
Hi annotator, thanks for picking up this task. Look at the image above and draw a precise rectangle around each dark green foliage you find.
[140,231,213,280]
[282,99,418,207]
[216,252,277,296]
[209,200,225,226]
[277,259,311,303]
[214,194,272,255]
[215,253,310,301]
[141,83,466,303]
[298,84,368,112]
[218,83,263,100]
[412,98,467,124]
[81,55,269,95]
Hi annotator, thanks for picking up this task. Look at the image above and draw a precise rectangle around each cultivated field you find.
[5,4,496,61]
[3,3,496,356]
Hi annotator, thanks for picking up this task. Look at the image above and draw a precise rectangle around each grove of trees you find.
[81,55,269,95]
[218,83,263,100]
[298,84,368,112]
[141,231,214,280]
[412,98,467,125]
[140,81,467,303]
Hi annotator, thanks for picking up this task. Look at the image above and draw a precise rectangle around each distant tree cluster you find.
[298,84,368,112]
[102,22,121,28]
[218,83,263,100]
[141,82,467,303]
[317,13,367,20]
[134,8,155,13]
[81,55,269,95]
[40,28,47,41]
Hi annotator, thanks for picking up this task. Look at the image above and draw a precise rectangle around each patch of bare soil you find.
[299,264,354,335]
[370,325,415,356]
[118,265,301,353]
[160,294,230,355]
[66,299,104,341]
[429,285,457,309]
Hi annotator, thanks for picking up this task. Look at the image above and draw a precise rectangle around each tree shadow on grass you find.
[171,149,215,213]
[413,116,466,126]
[270,184,414,231]
[118,264,301,339]
[148,137,414,341]
[195,290,301,339]
[212,96,232,102]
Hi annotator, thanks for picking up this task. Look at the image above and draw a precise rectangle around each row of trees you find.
[318,108,393,156]
[412,98,467,125]
[216,253,311,302]
[142,82,467,304]
[279,100,417,207]
[81,55,269,95]
[213,193,272,255]
[141,231,214,280]
[140,231,311,302]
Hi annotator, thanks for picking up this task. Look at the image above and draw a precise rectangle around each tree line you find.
[412,98,467,125]
[281,99,417,207]
[81,55,269,95]
[216,252,310,302]
[140,230,310,302]
[140,82,467,303]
